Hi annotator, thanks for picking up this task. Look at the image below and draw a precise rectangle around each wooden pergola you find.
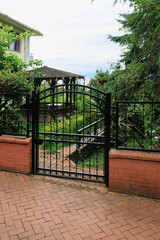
[28,65,84,109]
[28,65,84,88]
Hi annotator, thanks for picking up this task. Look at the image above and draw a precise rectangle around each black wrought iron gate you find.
[32,84,111,186]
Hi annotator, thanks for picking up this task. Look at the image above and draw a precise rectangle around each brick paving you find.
[0,171,160,240]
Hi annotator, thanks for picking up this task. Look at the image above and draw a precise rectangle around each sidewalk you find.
[0,171,160,240]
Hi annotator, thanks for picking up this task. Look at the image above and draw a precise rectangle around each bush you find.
[0,24,42,135]
[0,70,33,94]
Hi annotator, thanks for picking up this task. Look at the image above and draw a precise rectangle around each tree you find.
[0,25,42,134]
[108,0,160,100]
[91,0,160,101]
[0,25,42,86]
[90,0,160,150]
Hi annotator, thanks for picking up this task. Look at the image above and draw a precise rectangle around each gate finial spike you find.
[142,92,145,99]
[151,92,154,98]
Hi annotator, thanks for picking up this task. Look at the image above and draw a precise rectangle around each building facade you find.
[0,12,43,64]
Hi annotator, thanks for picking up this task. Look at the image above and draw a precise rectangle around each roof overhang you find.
[0,12,43,36]
[28,66,84,80]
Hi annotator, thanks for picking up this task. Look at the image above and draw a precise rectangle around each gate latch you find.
[36,139,43,145]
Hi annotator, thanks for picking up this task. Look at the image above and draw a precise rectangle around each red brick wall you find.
[109,149,160,199]
[0,136,32,174]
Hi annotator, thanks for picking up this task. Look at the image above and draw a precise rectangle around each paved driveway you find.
[0,171,160,240]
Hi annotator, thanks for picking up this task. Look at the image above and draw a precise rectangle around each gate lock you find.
[37,139,43,145]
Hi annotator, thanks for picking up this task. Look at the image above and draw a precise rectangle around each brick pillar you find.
[109,149,160,199]
[0,136,32,174]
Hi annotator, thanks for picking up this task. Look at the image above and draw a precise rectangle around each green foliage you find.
[0,25,40,71]
[90,67,118,97]
[91,0,160,101]
[117,103,160,149]
[0,24,42,74]
[0,70,33,93]
[108,0,160,99]
[0,24,42,135]
[44,113,95,136]
[40,111,98,154]
[74,146,104,168]
[90,0,160,150]
[0,96,23,134]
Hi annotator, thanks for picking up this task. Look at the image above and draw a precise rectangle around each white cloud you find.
[1,0,131,78]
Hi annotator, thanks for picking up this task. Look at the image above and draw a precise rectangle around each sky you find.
[1,0,131,81]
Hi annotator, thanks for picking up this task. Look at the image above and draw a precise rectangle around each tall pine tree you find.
[108,0,160,99]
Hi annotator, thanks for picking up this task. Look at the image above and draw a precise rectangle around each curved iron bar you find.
[38,90,106,102]
[38,83,107,96]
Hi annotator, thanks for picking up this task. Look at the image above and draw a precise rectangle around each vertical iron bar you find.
[124,104,127,148]
[116,101,119,149]
[151,102,153,149]
[89,85,91,178]
[29,96,32,136]
[52,82,55,120]
[104,92,111,187]
[133,102,136,148]
[35,91,39,173]
[26,94,29,137]
[142,102,145,148]
[49,87,52,173]
[70,80,72,106]
[82,84,85,177]
[43,89,46,172]
[62,84,65,175]
[69,91,71,176]
[96,88,98,179]
[73,79,76,111]
[56,86,58,174]
[32,89,36,174]
[76,85,78,177]
[66,81,68,107]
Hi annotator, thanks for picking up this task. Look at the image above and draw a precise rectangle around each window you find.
[9,40,20,52]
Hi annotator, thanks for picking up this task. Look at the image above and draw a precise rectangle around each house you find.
[0,12,43,64]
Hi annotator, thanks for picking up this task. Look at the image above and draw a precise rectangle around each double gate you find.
[32,84,111,185]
